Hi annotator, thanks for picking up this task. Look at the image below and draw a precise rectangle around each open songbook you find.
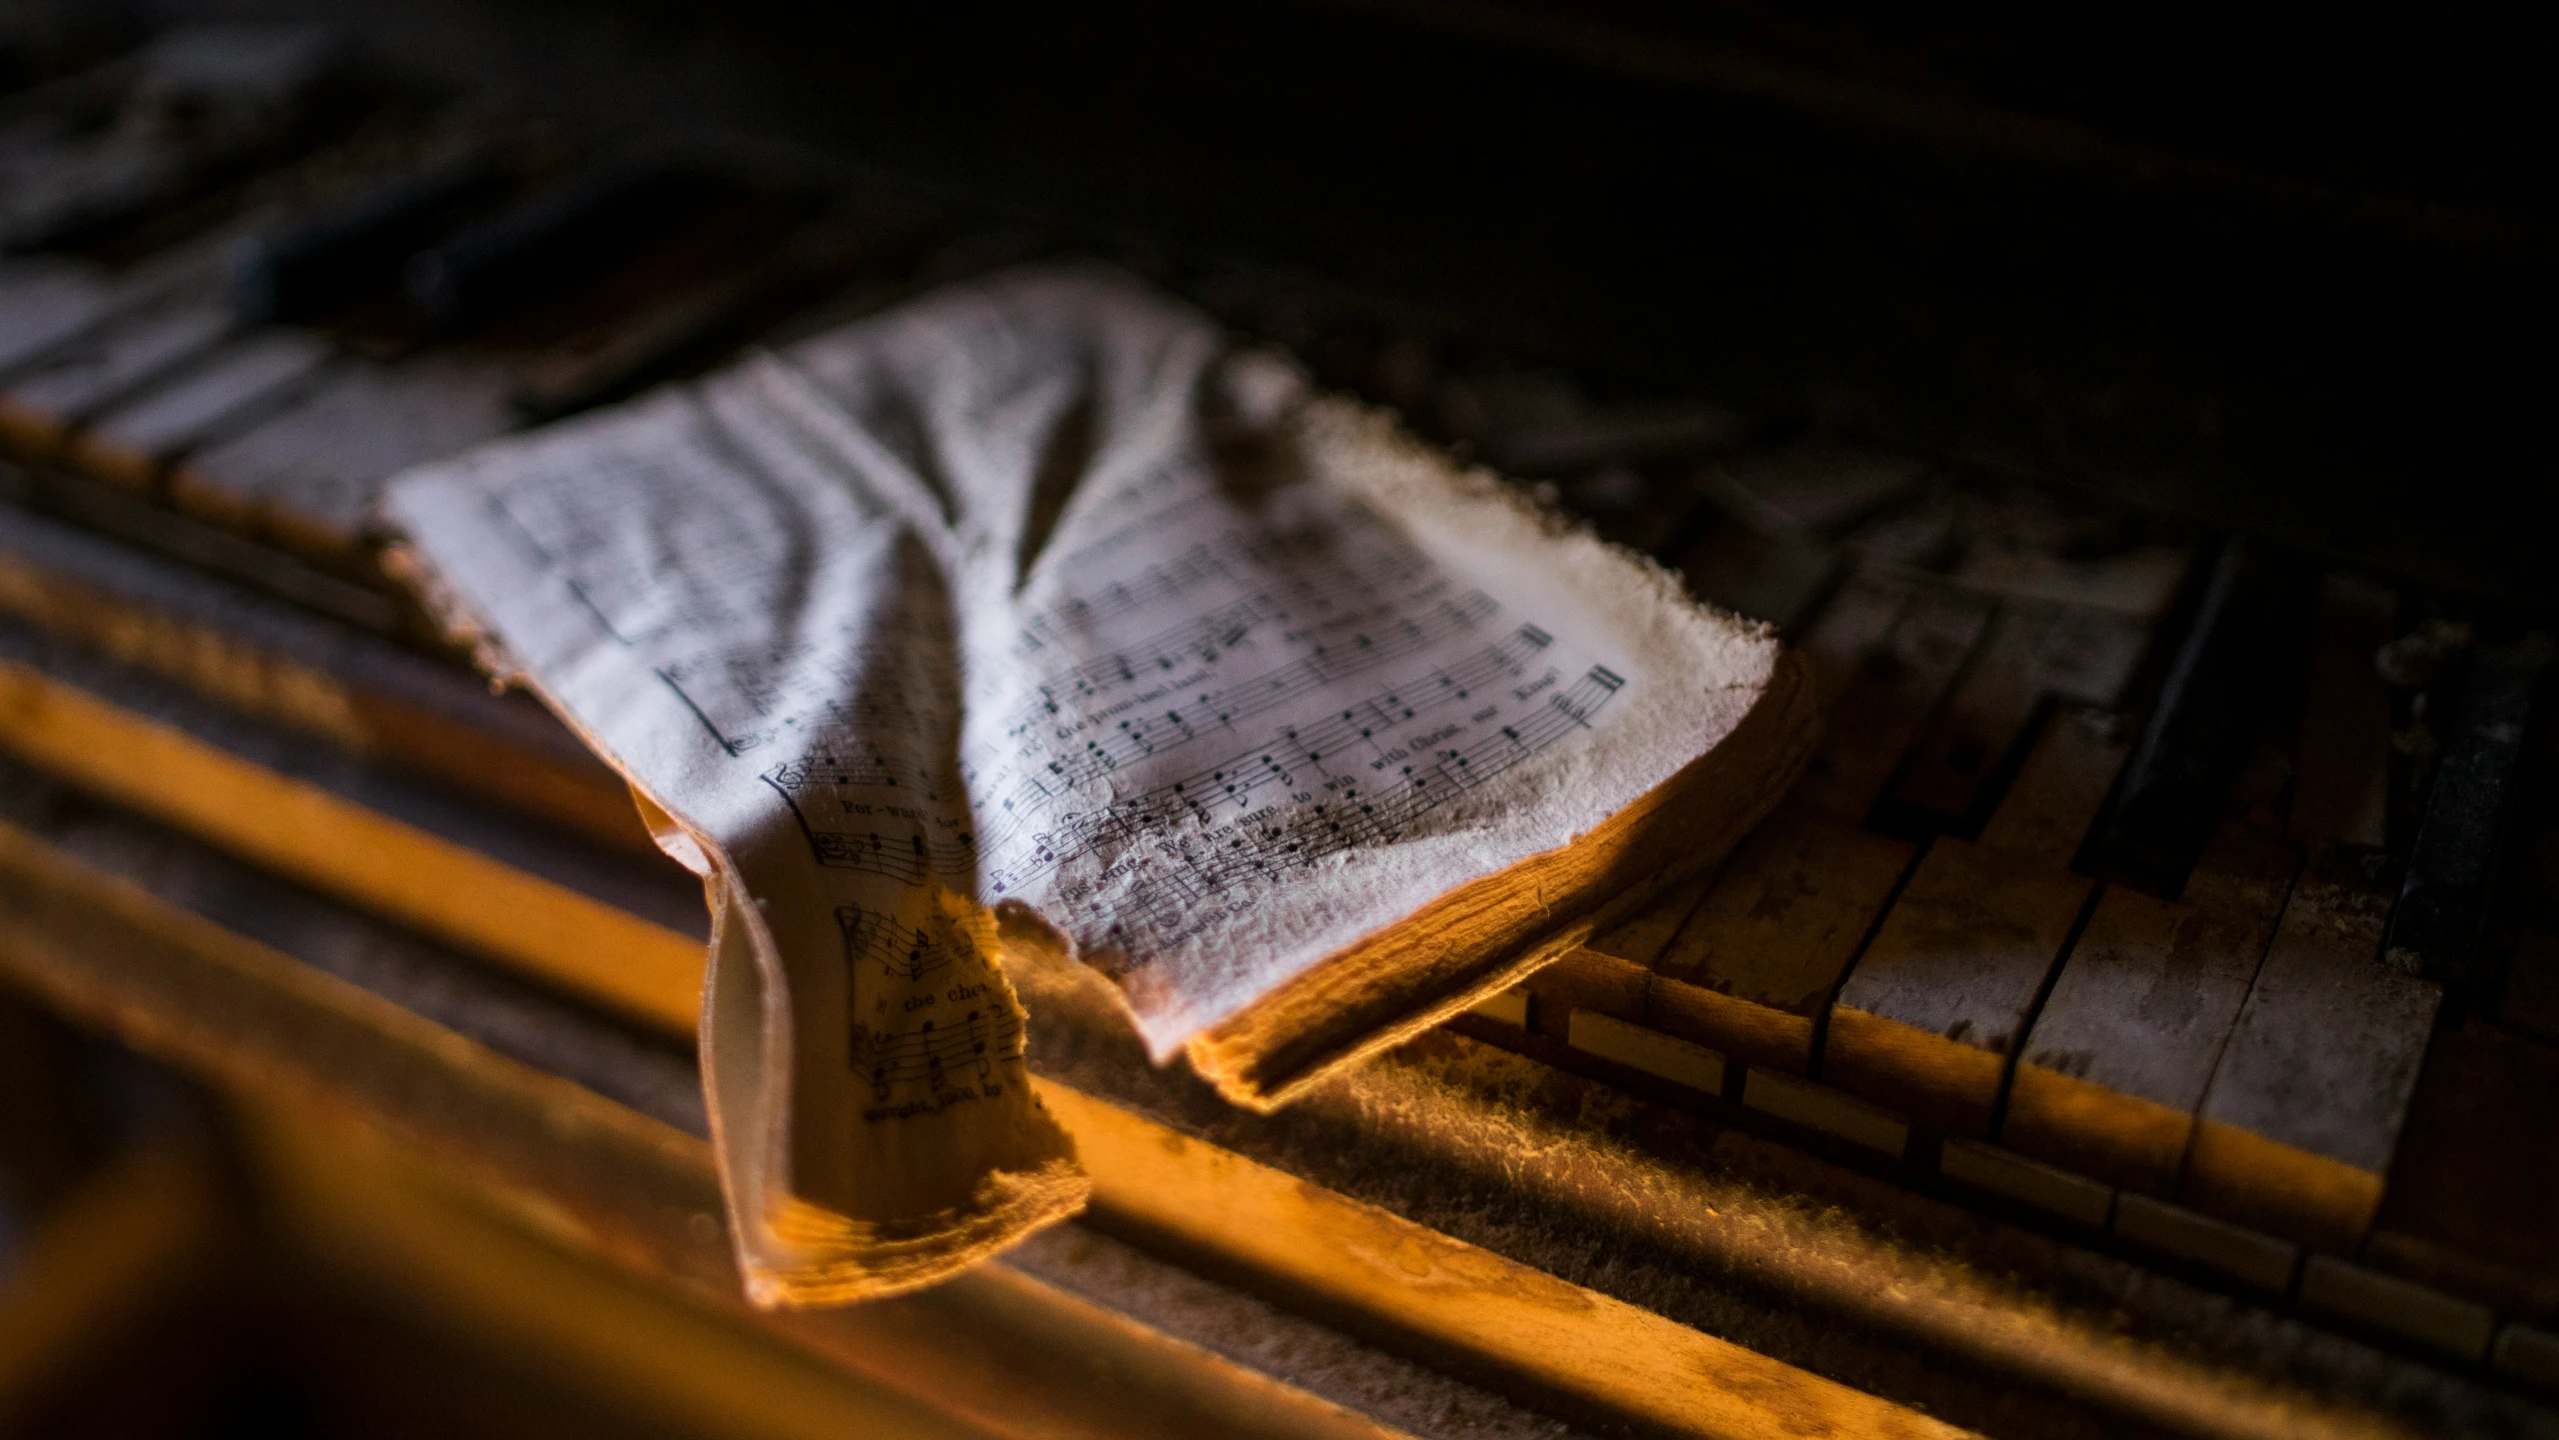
[383,265,1817,1305]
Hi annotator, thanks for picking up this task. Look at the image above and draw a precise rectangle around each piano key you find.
[1517,567,1983,1077]
[1937,1138,2112,1227]
[1738,1066,1909,1156]
[2288,573,2394,849]
[1520,877,1706,1040]
[1590,873,1714,965]
[1826,706,2126,1137]
[1520,945,1648,1042]
[1790,573,1994,825]
[0,25,340,251]
[403,163,701,335]
[2180,843,2439,1253]
[0,257,122,374]
[1949,540,2191,620]
[168,355,514,558]
[2001,811,2295,1195]
[1881,598,2150,835]
[0,229,227,374]
[1646,810,1913,1074]
[2364,1023,2559,1317]
[2298,1257,2496,1362]
[2386,634,2550,994]
[2078,545,2300,896]
[66,327,334,488]
[2111,1191,2300,1291]
[0,289,232,452]
[1623,572,1989,1077]
[1566,1009,1726,1097]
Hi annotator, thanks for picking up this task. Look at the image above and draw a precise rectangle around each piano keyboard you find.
[4,22,2557,1423]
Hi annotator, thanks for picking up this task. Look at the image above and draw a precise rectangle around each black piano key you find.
[2079,543,2304,898]
[229,150,505,325]
[402,163,702,335]
[2386,634,2551,995]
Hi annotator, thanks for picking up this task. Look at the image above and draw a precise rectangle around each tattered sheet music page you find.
[384,265,1812,1303]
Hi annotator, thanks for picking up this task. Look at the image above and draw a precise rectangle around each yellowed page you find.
[384,265,1793,1303]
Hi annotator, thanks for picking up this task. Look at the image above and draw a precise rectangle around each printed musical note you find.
[850,1009,1025,1104]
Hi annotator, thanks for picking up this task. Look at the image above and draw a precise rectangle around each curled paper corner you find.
[743,1152,1091,1309]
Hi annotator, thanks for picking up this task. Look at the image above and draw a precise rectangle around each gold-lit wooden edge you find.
[0,814,1408,1440]
[0,654,705,1036]
[0,657,1970,1440]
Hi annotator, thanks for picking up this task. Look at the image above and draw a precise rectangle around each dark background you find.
[118,0,2559,600]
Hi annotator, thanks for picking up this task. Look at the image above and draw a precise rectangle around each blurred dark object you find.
[87,0,2546,603]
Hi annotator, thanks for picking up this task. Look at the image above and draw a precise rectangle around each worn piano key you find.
[2180,843,2440,1253]
[0,229,228,374]
[2386,635,2550,993]
[1647,809,1913,1073]
[2001,811,2295,1194]
[1521,876,1708,1039]
[2364,1023,2559,1316]
[1881,597,2150,835]
[1791,573,1994,825]
[2289,574,2394,848]
[2299,1256,2496,1362]
[404,163,699,334]
[1628,571,1983,1075]
[66,327,334,488]
[1949,539,2190,620]
[0,257,124,374]
[1517,565,1973,1076]
[168,354,514,557]
[2080,545,2299,896]
[1825,706,2125,1137]
[0,25,340,250]
[0,287,232,452]
[229,146,505,324]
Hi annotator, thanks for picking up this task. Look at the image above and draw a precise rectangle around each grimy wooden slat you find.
[1825,706,2125,1137]
[1612,566,1981,1073]
[2180,842,2438,1253]
[1645,808,1910,1073]
[1789,572,1993,825]
[1882,597,2149,832]
[168,356,517,559]
[2170,577,2446,1255]
[69,330,336,489]
[0,288,234,452]
[2001,805,2294,1195]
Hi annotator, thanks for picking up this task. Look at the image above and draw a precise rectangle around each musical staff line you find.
[850,1008,1024,1104]
[984,663,1625,946]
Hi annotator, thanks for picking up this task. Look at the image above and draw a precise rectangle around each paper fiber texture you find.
[383,265,1796,1303]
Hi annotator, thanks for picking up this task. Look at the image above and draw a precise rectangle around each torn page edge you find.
[1186,649,1820,1111]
